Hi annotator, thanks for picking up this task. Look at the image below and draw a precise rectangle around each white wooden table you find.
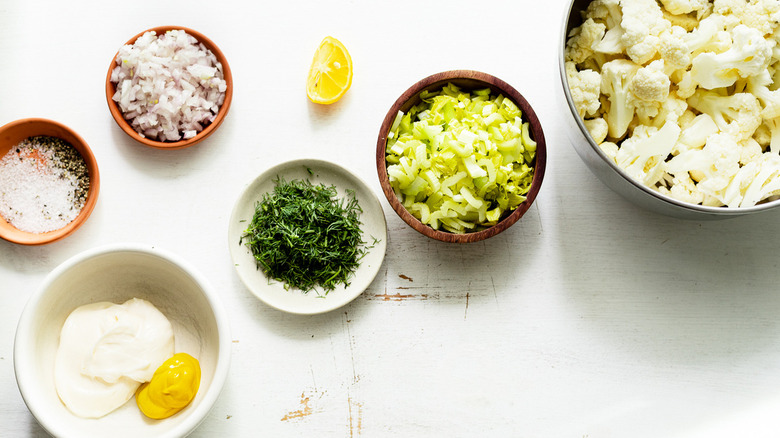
[3,0,780,436]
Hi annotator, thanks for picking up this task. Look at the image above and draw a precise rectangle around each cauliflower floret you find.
[713,0,780,35]
[666,132,742,203]
[566,18,607,64]
[584,0,622,27]
[675,113,719,154]
[687,90,762,141]
[718,151,780,207]
[678,109,698,128]
[689,24,772,90]
[584,117,609,144]
[630,60,671,101]
[660,0,709,16]
[658,25,693,73]
[662,9,703,32]
[739,152,780,206]
[685,13,734,54]
[772,30,780,64]
[599,141,620,163]
[747,69,780,119]
[633,90,688,130]
[762,115,780,153]
[615,120,681,186]
[674,13,735,98]
[565,61,602,118]
[740,137,763,165]
[620,0,673,65]
[653,91,689,127]
[676,73,698,100]
[630,60,673,125]
[584,0,625,54]
[600,59,641,139]
[702,194,725,206]
[753,120,772,149]
[721,159,760,207]
[659,174,706,204]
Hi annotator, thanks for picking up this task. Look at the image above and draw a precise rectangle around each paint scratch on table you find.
[535,203,543,233]
[464,292,470,320]
[399,274,413,282]
[281,392,314,421]
[348,396,363,437]
[344,312,359,383]
[490,275,499,305]
[370,292,429,301]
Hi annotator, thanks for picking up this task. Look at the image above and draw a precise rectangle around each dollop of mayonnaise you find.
[54,298,174,419]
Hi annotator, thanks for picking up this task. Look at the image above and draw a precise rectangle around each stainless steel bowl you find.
[558,0,780,220]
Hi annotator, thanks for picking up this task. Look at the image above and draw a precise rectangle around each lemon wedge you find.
[306,36,353,104]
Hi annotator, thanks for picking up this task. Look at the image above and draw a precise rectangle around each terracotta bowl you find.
[105,26,233,150]
[0,118,100,245]
[376,70,547,243]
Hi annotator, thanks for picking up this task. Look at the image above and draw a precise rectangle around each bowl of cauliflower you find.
[560,0,780,218]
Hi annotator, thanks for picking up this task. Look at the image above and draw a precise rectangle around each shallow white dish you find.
[228,159,388,315]
[14,243,231,438]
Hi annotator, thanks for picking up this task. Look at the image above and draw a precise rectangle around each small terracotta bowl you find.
[376,70,546,243]
[0,118,100,245]
[105,26,233,150]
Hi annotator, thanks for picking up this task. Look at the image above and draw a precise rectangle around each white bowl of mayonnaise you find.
[13,243,231,438]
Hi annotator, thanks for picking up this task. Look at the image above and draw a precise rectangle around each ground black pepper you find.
[0,136,90,233]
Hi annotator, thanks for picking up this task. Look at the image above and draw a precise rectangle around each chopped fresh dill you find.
[240,177,372,294]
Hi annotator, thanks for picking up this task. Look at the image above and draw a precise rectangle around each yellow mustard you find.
[136,352,201,419]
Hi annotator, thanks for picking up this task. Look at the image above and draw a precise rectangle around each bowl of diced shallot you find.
[105,26,233,149]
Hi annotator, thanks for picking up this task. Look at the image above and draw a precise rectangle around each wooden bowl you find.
[0,118,100,245]
[376,70,546,243]
[105,26,233,150]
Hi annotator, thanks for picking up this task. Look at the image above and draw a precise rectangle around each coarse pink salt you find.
[0,136,90,233]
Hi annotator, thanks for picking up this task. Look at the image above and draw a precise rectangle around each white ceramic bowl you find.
[14,244,231,438]
[228,158,388,315]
